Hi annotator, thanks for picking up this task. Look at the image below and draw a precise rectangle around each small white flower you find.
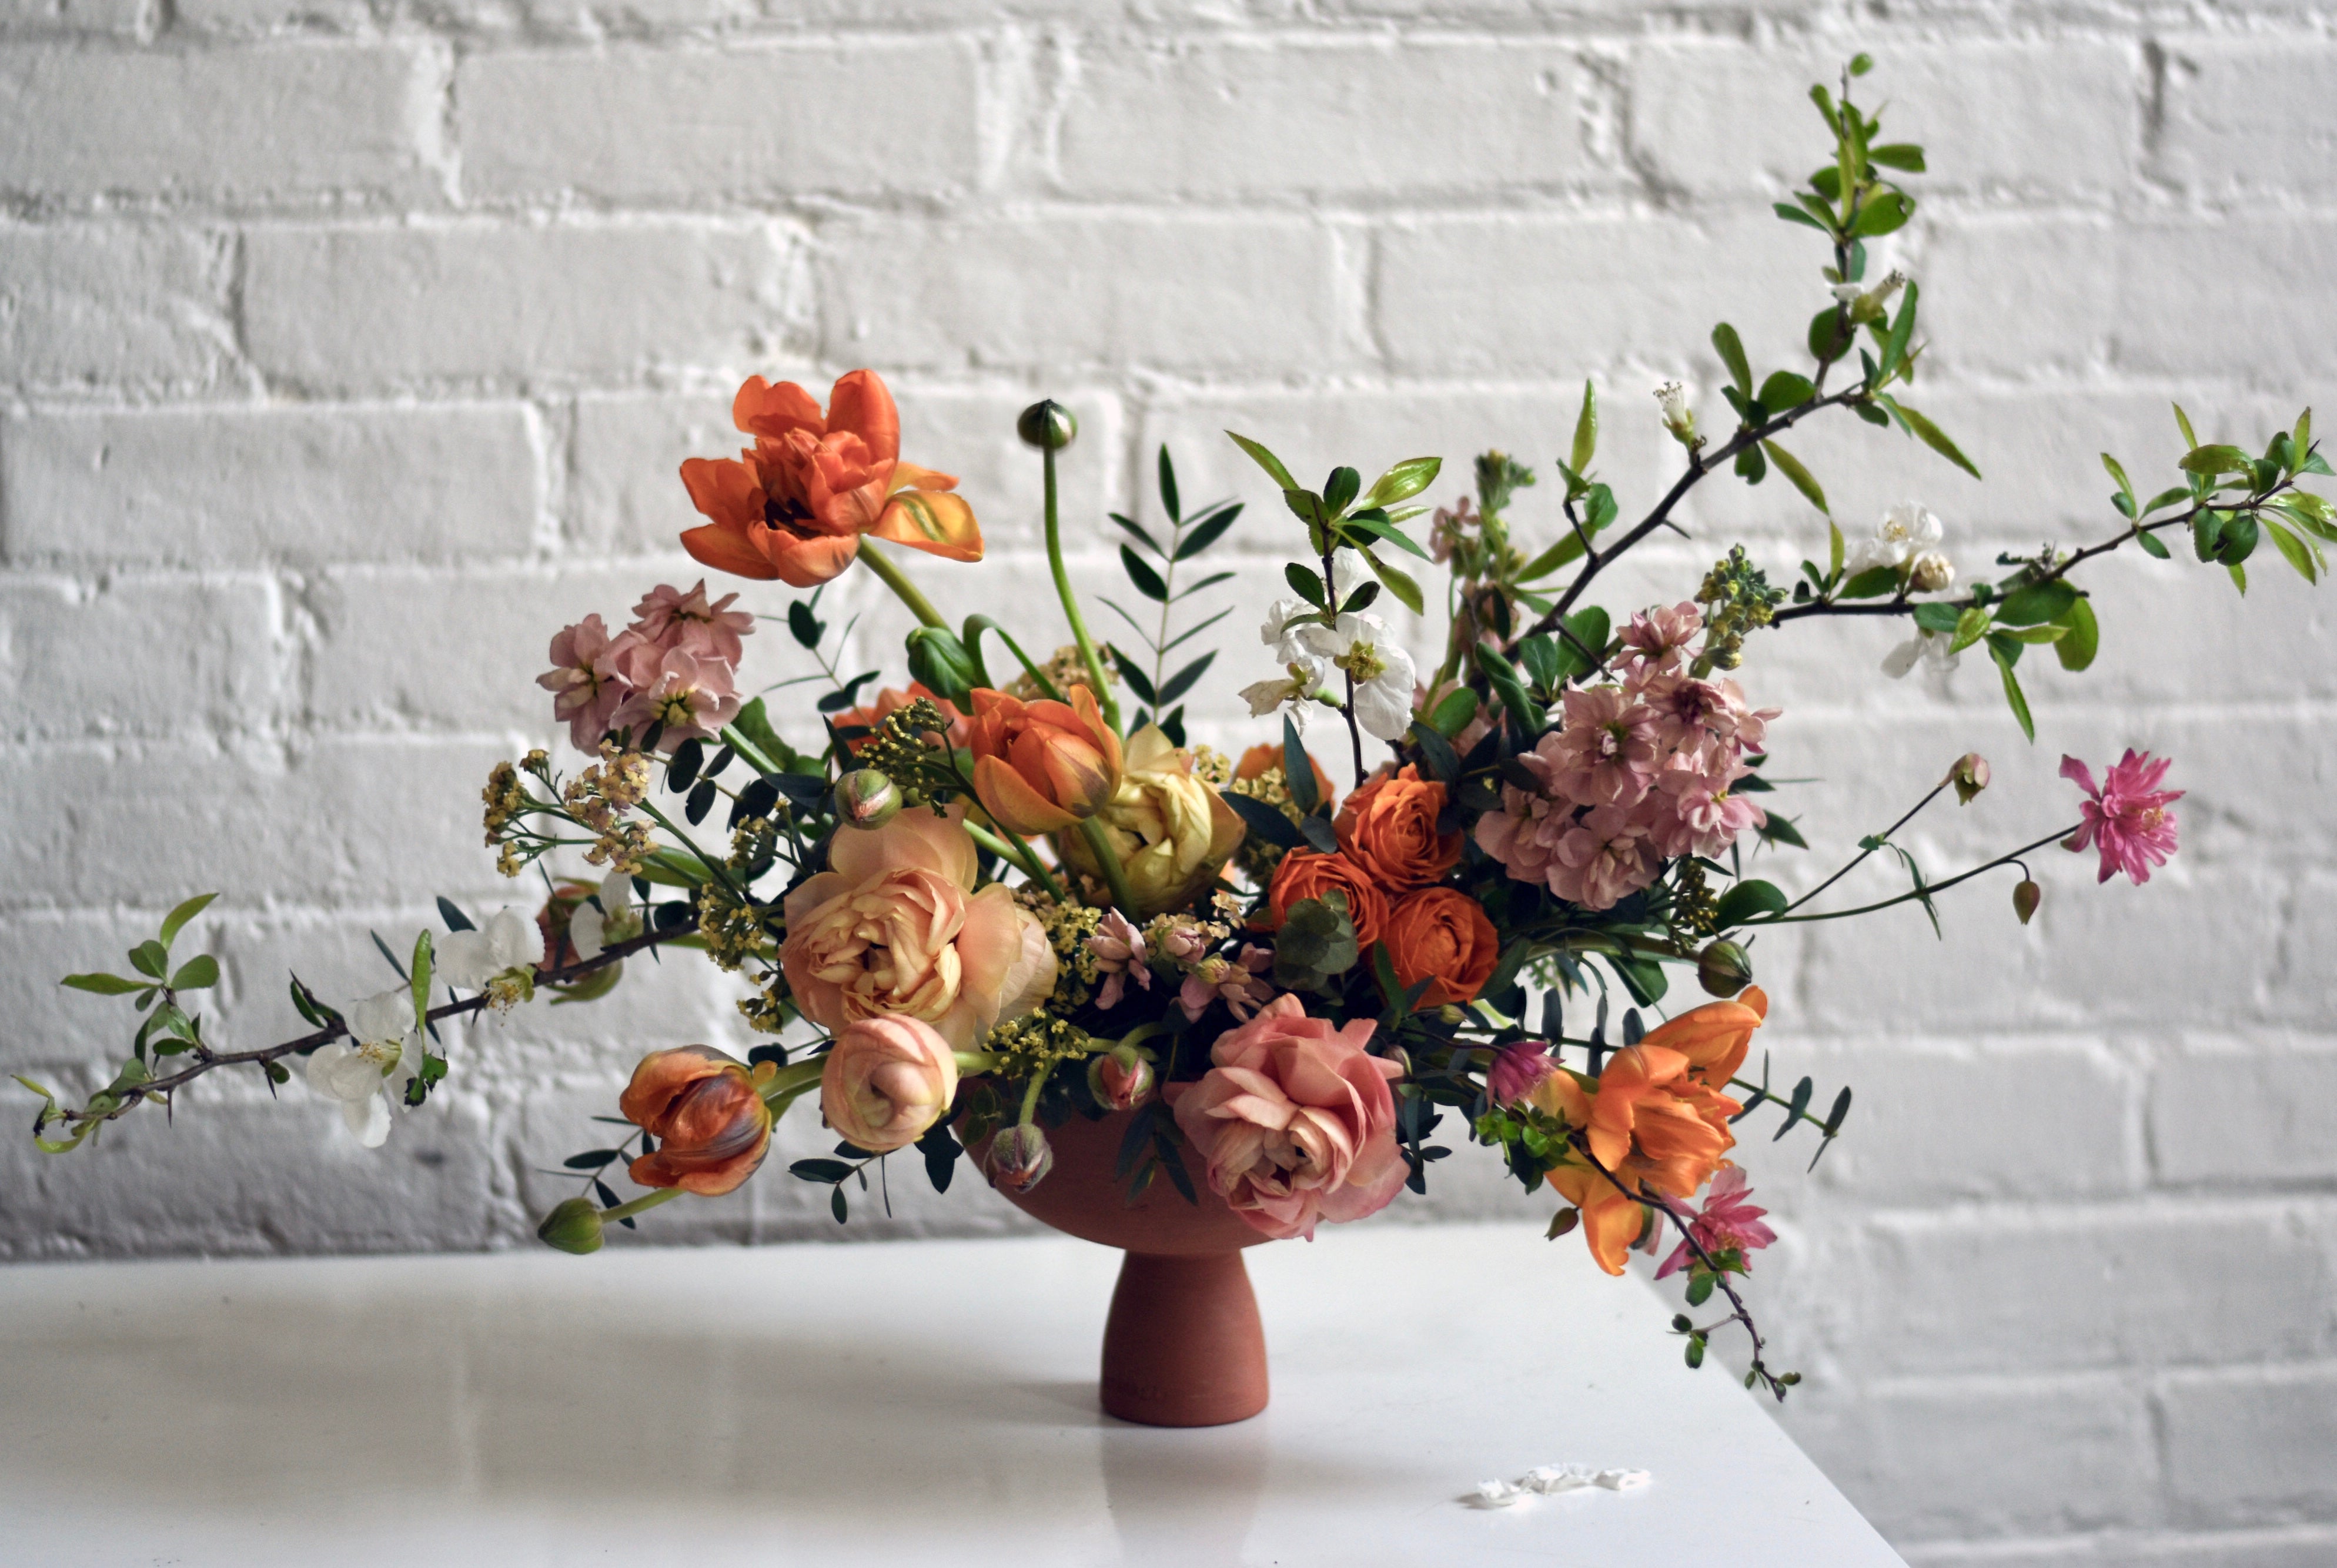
[1295,612,1419,741]
[1653,380,1696,444]
[1845,501,1944,577]
[567,871,639,962]
[440,908,544,989]
[1908,549,1955,593]
[1241,659,1324,728]
[308,986,421,1148]
[1833,269,1908,313]
[1882,627,1961,679]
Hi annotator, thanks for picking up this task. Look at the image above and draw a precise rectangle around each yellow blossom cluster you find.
[1014,888,1105,1008]
[984,1013,1093,1084]
[564,744,653,874]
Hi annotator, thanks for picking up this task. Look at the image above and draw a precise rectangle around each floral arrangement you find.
[26,58,2325,1402]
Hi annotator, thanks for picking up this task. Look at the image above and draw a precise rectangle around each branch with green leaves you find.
[1101,444,1244,746]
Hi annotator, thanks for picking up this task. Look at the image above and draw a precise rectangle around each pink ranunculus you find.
[609,643,743,750]
[2062,749,2183,885]
[631,580,754,666]
[1551,804,1661,912]
[537,614,634,753]
[1485,1040,1556,1107]
[1172,994,1407,1241]
[821,1014,959,1155]
[1654,1165,1777,1279]
[1551,684,1659,807]
[1619,600,1704,672]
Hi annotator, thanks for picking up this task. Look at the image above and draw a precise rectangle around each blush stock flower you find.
[539,580,756,754]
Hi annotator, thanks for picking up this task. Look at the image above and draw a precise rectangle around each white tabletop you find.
[0,1224,1903,1566]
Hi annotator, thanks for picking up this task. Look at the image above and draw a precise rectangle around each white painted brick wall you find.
[3,6,2333,1562]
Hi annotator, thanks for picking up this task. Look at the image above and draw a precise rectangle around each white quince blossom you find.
[1882,627,1961,680]
[439,908,544,990]
[1241,657,1325,730]
[567,871,640,962]
[1654,381,1696,444]
[306,988,421,1148]
[1846,502,1945,577]
[1831,268,1909,313]
[1908,549,1956,593]
[1295,611,1419,741]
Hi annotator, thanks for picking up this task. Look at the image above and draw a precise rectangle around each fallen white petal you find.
[1469,1480,1524,1509]
[1595,1468,1651,1491]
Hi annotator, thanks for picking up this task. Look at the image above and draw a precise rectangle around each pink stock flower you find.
[1485,1041,1556,1106]
[1088,909,1151,1010]
[1552,804,1661,911]
[2062,750,2183,885]
[537,614,633,753]
[1177,944,1276,1022]
[631,580,754,664]
[1551,685,1659,807]
[610,643,743,750]
[1655,1165,1777,1279]
[1619,600,1703,671]
[1647,754,1767,860]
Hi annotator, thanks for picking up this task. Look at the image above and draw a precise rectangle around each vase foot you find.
[1099,1250,1268,1427]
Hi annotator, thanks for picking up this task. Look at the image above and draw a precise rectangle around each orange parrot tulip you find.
[618,1045,774,1196]
[964,686,1123,837]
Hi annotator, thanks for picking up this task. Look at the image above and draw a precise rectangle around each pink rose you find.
[821,1015,959,1154]
[1172,995,1407,1241]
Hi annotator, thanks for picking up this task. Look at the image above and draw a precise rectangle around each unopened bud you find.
[835,769,902,830]
[1909,550,1956,594]
[984,1122,1054,1195]
[1948,752,1991,805]
[1378,1045,1413,1080]
[536,1196,605,1255]
[1696,939,1754,998]
[905,626,981,707]
[2013,879,2042,925]
[1086,1044,1155,1113]
[1016,399,1078,452]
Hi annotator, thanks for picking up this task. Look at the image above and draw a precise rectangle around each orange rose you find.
[834,680,969,754]
[965,685,1124,836]
[1382,887,1498,1007]
[619,1045,774,1196]
[1265,850,1390,951]
[1639,985,1768,1089]
[1235,741,1334,805]
[678,369,982,586]
[1335,764,1462,891]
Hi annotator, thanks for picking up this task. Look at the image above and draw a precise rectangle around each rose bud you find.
[2013,879,2042,925]
[965,686,1124,836]
[984,1122,1055,1194]
[536,1195,605,1255]
[1948,752,1991,805]
[820,1015,960,1154]
[835,768,902,830]
[1086,1044,1156,1112]
[1696,938,1754,997]
[618,1046,775,1196]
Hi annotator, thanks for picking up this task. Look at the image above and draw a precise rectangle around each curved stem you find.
[1075,815,1142,918]
[597,1185,687,1225]
[1043,442,1121,730]
[1779,780,1950,915]
[1017,1069,1047,1126]
[858,540,948,631]
[965,819,1066,902]
[1746,825,2075,926]
[718,723,779,777]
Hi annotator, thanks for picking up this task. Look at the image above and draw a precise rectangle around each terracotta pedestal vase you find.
[981,1106,1269,1427]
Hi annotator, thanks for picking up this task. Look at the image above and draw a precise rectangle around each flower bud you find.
[1378,1045,1413,1079]
[835,769,902,831]
[2013,879,2042,925]
[1654,381,1697,447]
[1909,550,1956,593]
[1696,939,1754,998]
[1086,1044,1156,1112]
[536,1196,605,1255]
[905,626,980,707]
[1948,752,1991,805]
[984,1122,1054,1195]
[1017,399,1078,451]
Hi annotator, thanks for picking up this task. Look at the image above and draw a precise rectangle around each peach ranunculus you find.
[820,1015,959,1154]
[1056,724,1245,917]
[1263,849,1390,952]
[1172,994,1407,1241]
[1640,985,1768,1090]
[780,801,1056,1051]
[619,1046,775,1196]
[964,686,1124,837]
[1335,764,1463,891]
[1381,887,1499,1007]
[678,369,982,587]
[833,680,969,754]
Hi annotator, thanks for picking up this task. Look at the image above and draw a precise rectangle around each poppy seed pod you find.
[835,769,902,831]
[536,1196,605,1255]
[1696,939,1755,998]
[1016,399,1078,451]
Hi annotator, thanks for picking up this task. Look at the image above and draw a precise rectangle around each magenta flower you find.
[2061,750,2183,885]
[1654,1166,1777,1279]
[1485,1041,1556,1106]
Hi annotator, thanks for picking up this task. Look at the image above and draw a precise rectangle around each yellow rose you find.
[1057,726,1245,917]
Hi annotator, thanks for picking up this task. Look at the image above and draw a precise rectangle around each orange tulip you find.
[1639,985,1768,1089]
[678,370,982,586]
[965,686,1124,836]
[618,1045,774,1196]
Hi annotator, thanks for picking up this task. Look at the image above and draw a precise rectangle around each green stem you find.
[859,540,948,630]
[1746,826,2075,926]
[965,820,1066,901]
[756,1058,825,1106]
[637,801,746,903]
[1075,815,1142,918]
[1017,1069,1047,1126]
[599,1186,686,1224]
[719,723,778,777]
[1043,441,1119,730]
[954,1050,1001,1075]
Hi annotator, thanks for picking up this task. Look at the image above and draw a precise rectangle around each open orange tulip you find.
[678,369,982,586]
[618,1045,775,1196]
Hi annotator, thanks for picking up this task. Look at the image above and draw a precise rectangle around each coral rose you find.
[1264,850,1389,951]
[1640,985,1767,1089]
[1057,724,1245,917]
[1335,764,1463,891]
[619,1046,774,1196]
[820,1015,960,1154]
[1382,887,1499,1007]
[780,801,1055,1050]
[678,369,982,587]
[1172,994,1407,1241]
[965,686,1124,837]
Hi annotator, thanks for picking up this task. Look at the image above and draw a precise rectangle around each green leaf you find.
[1407,719,1460,784]
[1427,686,1479,738]
[1109,511,1162,557]
[1761,440,1828,514]
[1340,513,1431,561]
[1757,370,1816,413]
[1175,502,1241,560]
[1282,487,1331,541]
[1120,543,1169,603]
[1549,607,1612,683]
[1867,143,1925,171]
[2054,596,2099,671]
[2264,517,2318,583]
[169,954,219,991]
[1774,201,1833,233]
[1362,550,1425,616]
[1876,280,1918,385]
[2137,529,2172,560]
[1828,520,1845,580]
[1221,790,1302,849]
[1996,580,2078,626]
[1950,606,1992,654]
[1714,879,1788,928]
[2179,444,2255,476]
[1225,432,1299,493]
[129,940,168,979]
[1711,324,1753,400]
[1283,714,1319,813]
[1360,457,1442,510]
[1156,444,1181,522]
[1734,443,1767,485]
[2173,402,2201,451]
[1990,642,2035,741]
[2101,452,2135,509]
[1108,645,1158,706]
[2006,624,2068,644]
[1883,397,1982,479]
[791,1158,854,1183]
[1323,466,1361,515]
[1911,601,1962,635]
[1839,566,1900,600]
[1847,189,1913,238]
[787,599,825,648]
[1808,307,1854,363]
[1158,651,1216,706]
[1282,561,1325,607]
[1570,380,1599,473]
[730,698,792,774]
[62,972,147,996]
[159,893,218,949]
[410,930,434,1032]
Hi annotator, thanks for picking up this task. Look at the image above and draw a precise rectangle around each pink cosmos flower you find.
[2062,750,2183,885]
[1485,1041,1556,1106]
[610,643,742,750]
[1654,1165,1776,1279]
[537,614,634,753]
[1619,600,1703,671]
[631,580,755,665]
[1177,944,1277,1022]
[1088,909,1151,1010]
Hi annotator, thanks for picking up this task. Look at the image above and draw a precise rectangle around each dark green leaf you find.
[1847,189,1913,238]
[1407,720,1459,784]
[2054,596,2100,672]
[1428,686,1479,737]
[1108,645,1159,707]
[1121,544,1169,603]
[1808,306,1854,362]
[564,1149,621,1170]
[1158,651,1216,705]
[1996,580,2078,626]
[788,600,824,648]
[1989,642,2035,741]
[666,737,705,793]
[1175,502,1242,560]
[1282,563,1325,608]
[1323,466,1360,515]
[1774,201,1833,233]
[831,1186,848,1224]
[1734,443,1768,484]
[1758,370,1816,412]
[2137,529,2172,560]
[1714,879,1789,928]
[1283,715,1319,813]
[1867,143,1925,171]
[1156,444,1181,522]
[791,1158,854,1183]
[1172,570,1238,602]
[1876,280,1918,385]
[1109,511,1161,557]
[1220,790,1302,849]
[1838,566,1900,600]
[685,779,717,826]
[1340,513,1431,561]
[1912,601,1961,634]
[436,896,476,932]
